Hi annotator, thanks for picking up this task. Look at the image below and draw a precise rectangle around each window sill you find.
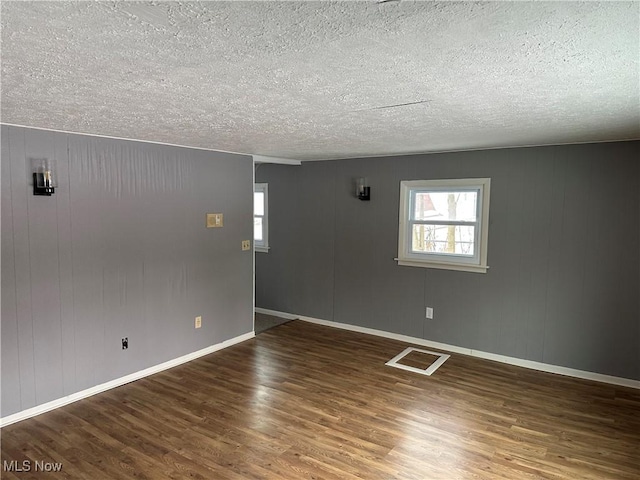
[395,258,488,274]
[255,246,270,253]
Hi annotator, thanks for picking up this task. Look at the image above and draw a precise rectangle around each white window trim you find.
[254,183,269,253]
[397,178,491,273]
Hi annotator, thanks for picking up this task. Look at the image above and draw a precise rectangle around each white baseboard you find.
[255,308,640,390]
[255,308,299,321]
[0,331,255,428]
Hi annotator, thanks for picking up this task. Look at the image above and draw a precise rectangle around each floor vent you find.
[385,347,450,376]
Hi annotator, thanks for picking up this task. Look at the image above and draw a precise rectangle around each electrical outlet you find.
[242,240,251,251]
[195,316,202,329]
[206,213,223,228]
[122,337,128,349]
[426,307,434,319]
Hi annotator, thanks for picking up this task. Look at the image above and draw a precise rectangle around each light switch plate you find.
[242,240,251,251]
[195,316,202,329]
[206,213,223,228]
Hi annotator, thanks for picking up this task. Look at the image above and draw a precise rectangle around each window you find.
[397,178,490,273]
[254,183,269,252]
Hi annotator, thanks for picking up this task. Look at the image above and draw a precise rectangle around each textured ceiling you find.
[1,1,639,161]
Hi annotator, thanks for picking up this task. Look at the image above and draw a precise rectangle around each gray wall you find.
[256,141,640,381]
[1,125,254,418]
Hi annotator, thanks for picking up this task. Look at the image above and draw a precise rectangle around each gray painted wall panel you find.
[67,136,107,390]
[598,152,640,378]
[1,126,21,414]
[24,129,65,405]
[496,155,530,358]
[7,127,38,410]
[53,131,76,396]
[332,160,377,329]
[554,150,604,372]
[256,141,640,380]
[1,125,253,418]
[520,153,556,362]
[291,162,336,321]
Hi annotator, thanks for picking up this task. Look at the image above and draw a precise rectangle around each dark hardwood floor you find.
[2,320,639,479]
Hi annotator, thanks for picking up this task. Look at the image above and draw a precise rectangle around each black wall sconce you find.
[31,158,57,196]
[356,177,370,201]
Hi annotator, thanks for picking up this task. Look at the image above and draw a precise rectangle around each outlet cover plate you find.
[206,213,223,228]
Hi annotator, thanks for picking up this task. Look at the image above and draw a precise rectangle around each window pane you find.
[254,217,263,241]
[411,224,475,255]
[254,192,264,216]
[413,191,477,222]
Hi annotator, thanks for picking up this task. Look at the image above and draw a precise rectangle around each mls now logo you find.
[3,460,63,472]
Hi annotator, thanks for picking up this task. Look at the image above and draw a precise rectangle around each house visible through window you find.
[254,183,269,252]
[397,178,490,273]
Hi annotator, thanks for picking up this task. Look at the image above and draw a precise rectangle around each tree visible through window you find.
[398,179,490,273]
[411,191,477,255]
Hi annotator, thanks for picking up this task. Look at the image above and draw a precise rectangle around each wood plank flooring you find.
[254,313,290,335]
[2,319,639,479]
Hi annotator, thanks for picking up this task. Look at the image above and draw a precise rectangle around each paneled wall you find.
[1,125,254,418]
[256,141,640,380]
